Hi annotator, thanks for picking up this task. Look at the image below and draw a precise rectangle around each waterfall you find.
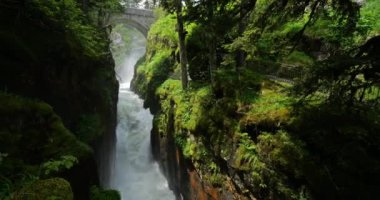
[104,27,175,200]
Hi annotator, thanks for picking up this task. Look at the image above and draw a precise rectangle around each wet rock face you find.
[152,122,242,200]
[149,103,231,200]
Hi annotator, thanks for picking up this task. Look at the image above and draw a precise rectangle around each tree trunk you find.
[207,1,216,86]
[236,0,247,70]
[208,32,217,86]
[176,0,188,90]
[82,0,89,13]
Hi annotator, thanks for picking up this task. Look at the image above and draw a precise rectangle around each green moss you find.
[156,79,183,98]
[156,80,213,133]
[147,13,178,51]
[76,114,104,144]
[240,80,292,128]
[137,50,173,80]
[133,49,174,110]
[90,186,121,200]
[14,178,73,200]
[156,80,212,161]
[284,51,314,66]
[0,93,92,161]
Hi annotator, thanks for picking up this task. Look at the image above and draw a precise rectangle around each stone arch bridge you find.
[107,8,155,37]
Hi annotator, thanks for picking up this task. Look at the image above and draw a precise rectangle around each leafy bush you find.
[41,155,78,176]
[234,131,310,199]
[28,0,108,58]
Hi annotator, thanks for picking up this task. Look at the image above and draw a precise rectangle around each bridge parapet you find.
[124,8,154,18]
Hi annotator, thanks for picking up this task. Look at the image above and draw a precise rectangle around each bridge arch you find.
[107,8,155,37]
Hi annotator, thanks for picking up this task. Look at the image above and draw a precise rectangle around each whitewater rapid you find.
[107,38,175,200]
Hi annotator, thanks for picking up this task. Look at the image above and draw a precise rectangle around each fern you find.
[41,155,78,176]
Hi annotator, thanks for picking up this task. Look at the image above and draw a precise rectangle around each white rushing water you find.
[107,30,175,200]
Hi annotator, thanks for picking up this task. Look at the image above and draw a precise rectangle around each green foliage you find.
[291,103,380,199]
[29,0,108,58]
[234,132,260,170]
[257,131,306,176]
[234,131,310,199]
[214,68,262,102]
[42,155,78,176]
[294,36,380,109]
[358,0,380,36]
[90,186,121,200]
[0,172,39,200]
[132,1,380,199]
[147,13,178,51]
[186,23,211,81]
[0,175,12,200]
[205,162,224,187]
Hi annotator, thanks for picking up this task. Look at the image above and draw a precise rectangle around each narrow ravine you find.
[106,28,175,200]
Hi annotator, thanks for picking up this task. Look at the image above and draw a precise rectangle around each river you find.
[105,28,175,200]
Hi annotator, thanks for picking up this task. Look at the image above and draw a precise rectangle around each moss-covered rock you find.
[131,14,177,112]
[0,93,92,163]
[90,186,121,200]
[14,178,73,200]
[0,93,94,199]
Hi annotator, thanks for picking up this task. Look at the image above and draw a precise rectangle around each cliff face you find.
[150,102,231,200]
[0,1,118,199]
[131,14,250,200]
[131,13,306,200]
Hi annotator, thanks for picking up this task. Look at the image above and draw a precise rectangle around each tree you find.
[183,0,257,86]
[294,35,380,109]
[161,0,189,89]
[176,0,189,89]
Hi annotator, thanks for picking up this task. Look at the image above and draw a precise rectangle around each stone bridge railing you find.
[124,8,154,18]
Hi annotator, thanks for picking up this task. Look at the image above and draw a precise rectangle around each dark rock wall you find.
[0,2,118,199]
